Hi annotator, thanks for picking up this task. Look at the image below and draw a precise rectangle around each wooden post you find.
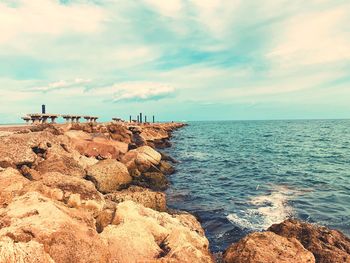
[137,115,139,123]
[145,115,147,123]
[42,104,46,114]
[153,115,155,123]
[140,113,142,123]
[129,115,132,123]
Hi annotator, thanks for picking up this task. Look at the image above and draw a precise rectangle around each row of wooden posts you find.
[22,113,155,124]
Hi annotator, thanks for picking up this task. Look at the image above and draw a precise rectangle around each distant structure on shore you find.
[21,105,157,125]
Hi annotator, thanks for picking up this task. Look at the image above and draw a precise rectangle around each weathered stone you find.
[101,201,213,263]
[0,237,54,263]
[0,192,111,263]
[121,146,162,174]
[105,186,166,211]
[35,155,86,178]
[269,219,350,263]
[0,168,29,206]
[133,172,169,191]
[159,160,175,175]
[223,231,315,263]
[86,159,132,193]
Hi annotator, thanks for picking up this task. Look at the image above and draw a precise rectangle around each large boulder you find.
[223,231,315,263]
[35,155,86,178]
[121,145,162,174]
[0,192,111,263]
[268,219,350,263]
[105,186,166,211]
[100,200,213,263]
[86,159,132,193]
[65,130,128,159]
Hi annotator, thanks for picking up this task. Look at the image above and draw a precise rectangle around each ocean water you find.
[165,120,350,252]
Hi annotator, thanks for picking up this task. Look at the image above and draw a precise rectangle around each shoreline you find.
[0,122,349,262]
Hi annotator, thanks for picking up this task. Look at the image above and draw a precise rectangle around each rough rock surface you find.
[101,200,213,263]
[0,168,30,206]
[134,172,169,191]
[223,231,315,263]
[269,219,350,263]
[105,186,166,211]
[0,192,111,263]
[86,159,132,193]
[0,237,54,263]
[122,145,162,174]
[35,155,86,178]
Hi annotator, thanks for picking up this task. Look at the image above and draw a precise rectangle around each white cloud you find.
[29,78,92,92]
[143,0,183,18]
[267,3,350,67]
[106,82,175,102]
[0,0,106,44]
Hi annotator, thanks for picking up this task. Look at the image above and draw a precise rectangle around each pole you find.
[153,115,155,123]
[140,113,142,123]
[42,104,46,114]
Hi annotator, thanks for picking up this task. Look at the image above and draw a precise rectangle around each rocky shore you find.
[0,122,349,262]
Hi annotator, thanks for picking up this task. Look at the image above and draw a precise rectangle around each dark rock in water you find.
[223,231,315,263]
[160,151,178,163]
[268,219,350,263]
[133,172,169,191]
[159,160,175,175]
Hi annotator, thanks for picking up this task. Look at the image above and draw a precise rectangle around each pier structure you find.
[83,116,98,123]
[112,118,123,123]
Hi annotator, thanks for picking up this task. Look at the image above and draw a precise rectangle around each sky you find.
[0,0,349,123]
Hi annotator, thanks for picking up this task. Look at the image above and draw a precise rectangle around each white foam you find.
[227,186,295,230]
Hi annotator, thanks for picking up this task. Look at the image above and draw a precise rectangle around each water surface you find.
[165,120,350,252]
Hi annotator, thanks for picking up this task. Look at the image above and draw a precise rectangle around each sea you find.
[164,120,350,252]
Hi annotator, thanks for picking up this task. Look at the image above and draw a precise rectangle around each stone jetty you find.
[0,120,349,262]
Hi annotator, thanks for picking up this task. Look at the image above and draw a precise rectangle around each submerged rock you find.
[86,159,132,193]
[268,219,350,263]
[223,231,315,263]
[100,200,213,263]
[105,186,166,212]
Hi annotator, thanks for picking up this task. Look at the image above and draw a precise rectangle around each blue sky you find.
[0,0,349,123]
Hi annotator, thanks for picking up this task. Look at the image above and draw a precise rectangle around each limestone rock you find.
[105,186,166,211]
[0,237,54,263]
[223,231,315,263]
[269,219,350,263]
[39,172,105,213]
[0,168,29,206]
[35,155,86,178]
[0,192,111,263]
[101,200,213,263]
[122,146,162,174]
[86,159,132,193]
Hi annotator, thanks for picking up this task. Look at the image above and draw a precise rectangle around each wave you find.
[227,186,297,231]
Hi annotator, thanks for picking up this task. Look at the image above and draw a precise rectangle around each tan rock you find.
[35,155,86,178]
[86,159,132,193]
[105,186,166,211]
[223,231,315,263]
[122,145,162,173]
[268,219,350,263]
[0,192,110,263]
[101,200,213,263]
[0,237,54,263]
[159,160,175,175]
[0,168,29,206]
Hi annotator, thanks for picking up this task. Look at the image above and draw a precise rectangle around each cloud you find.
[0,0,106,45]
[28,78,92,92]
[108,82,176,102]
[267,3,350,67]
[143,0,183,18]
